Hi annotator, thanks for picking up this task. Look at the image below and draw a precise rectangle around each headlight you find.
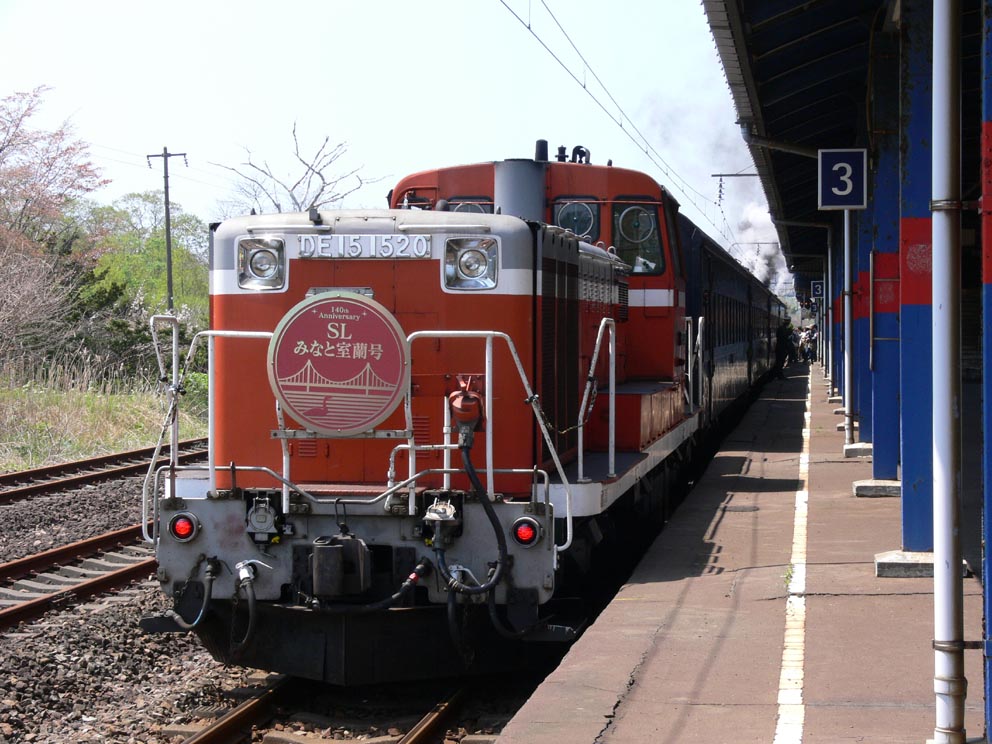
[444,237,498,290]
[238,237,285,289]
[249,248,279,278]
[458,249,488,278]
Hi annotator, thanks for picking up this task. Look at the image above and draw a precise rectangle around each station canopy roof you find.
[702,0,889,281]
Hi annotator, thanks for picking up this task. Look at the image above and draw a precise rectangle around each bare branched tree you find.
[0,87,106,369]
[0,234,73,360]
[215,123,371,214]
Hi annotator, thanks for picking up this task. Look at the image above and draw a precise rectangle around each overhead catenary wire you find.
[498,0,748,257]
[89,143,234,193]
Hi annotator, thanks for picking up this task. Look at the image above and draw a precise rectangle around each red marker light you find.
[169,513,199,542]
[511,517,541,547]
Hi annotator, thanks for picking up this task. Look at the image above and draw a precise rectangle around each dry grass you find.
[0,362,207,471]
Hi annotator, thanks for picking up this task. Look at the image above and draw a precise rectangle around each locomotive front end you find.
[142,210,571,683]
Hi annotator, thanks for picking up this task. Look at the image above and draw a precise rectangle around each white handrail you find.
[684,317,694,408]
[576,318,617,482]
[143,321,574,557]
[407,330,575,556]
[696,317,707,415]
[142,320,273,542]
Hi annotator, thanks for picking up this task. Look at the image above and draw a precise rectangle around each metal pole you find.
[162,150,179,469]
[146,147,188,468]
[162,147,174,313]
[146,146,188,313]
[931,0,965,740]
[826,234,833,386]
[843,210,854,445]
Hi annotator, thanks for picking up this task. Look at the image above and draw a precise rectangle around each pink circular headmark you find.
[267,292,410,436]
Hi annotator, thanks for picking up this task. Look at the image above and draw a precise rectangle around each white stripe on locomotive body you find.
[209,264,537,297]
[628,288,677,308]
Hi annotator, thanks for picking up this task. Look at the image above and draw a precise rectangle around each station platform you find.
[497,364,985,743]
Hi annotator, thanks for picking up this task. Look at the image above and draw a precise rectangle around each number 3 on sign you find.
[831,163,853,196]
[818,149,866,210]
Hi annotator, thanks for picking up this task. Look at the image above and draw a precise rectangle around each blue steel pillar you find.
[855,199,873,442]
[899,0,933,551]
[981,0,992,735]
[871,34,901,480]
[832,238,843,390]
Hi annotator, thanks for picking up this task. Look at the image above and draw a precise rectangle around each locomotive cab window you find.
[663,199,684,279]
[448,196,493,214]
[612,202,664,275]
[553,198,599,241]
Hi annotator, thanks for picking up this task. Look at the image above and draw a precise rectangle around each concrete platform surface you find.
[496,365,983,744]
[854,478,900,497]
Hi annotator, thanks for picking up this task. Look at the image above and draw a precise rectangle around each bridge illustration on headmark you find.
[279,360,395,395]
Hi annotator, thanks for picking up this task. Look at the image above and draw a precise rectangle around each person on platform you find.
[806,325,818,362]
[773,320,792,379]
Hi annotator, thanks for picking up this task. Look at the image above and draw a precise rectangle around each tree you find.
[0,87,106,253]
[0,87,106,373]
[83,191,209,333]
[216,123,370,214]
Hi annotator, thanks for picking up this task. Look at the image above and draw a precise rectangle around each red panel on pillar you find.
[900,217,932,305]
[873,252,900,314]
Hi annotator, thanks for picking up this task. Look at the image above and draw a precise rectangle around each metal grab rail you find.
[406,331,576,557]
[143,320,273,542]
[145,321,577,560]
[684,317,695,408]
[151,463,551,509]
[576,318,616,483]
[696,317,707,414]
[147,462,551,544]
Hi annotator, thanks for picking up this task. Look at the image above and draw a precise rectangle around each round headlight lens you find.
[458,249,488,278]
[249,249,279,279]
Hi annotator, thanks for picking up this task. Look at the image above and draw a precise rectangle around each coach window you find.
[554,198,599,241]
[613,201,665,274]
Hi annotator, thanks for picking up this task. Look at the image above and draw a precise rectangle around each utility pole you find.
[146,147,188,312]
[146,147,188,472]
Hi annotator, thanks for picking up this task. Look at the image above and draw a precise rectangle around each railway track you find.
[0,437,208,504]
[0,525,155,630]
[176,677,466,744]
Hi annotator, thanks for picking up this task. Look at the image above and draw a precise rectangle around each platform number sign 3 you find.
[817,149,867,210]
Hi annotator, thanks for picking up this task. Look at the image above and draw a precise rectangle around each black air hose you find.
[230,573,258,659]
[487,590,528,639]
[349,558,431,612]
[304,558,431,614]
[433,444,507,595]
[169,559,219,630]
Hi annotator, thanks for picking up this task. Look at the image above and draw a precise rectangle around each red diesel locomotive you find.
[141,141,784,684]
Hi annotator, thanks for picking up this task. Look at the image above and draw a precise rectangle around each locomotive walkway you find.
[497,363,984,743]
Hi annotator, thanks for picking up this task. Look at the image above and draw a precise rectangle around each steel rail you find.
[0,439,207,503]
[0,438,207,487]
[0,555,156,630]
[0,524,147,582]
[180,676,295,744]
[398,688,465,744]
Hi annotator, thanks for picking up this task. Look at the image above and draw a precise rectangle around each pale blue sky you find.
[0,0,786,283]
